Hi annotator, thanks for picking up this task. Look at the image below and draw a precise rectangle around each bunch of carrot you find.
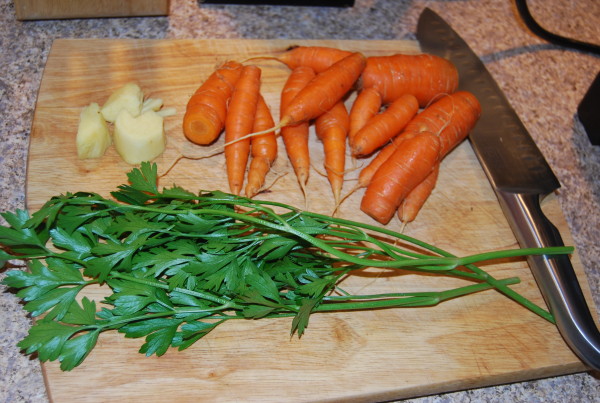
[182,45,481,225]
[183,61,277,197]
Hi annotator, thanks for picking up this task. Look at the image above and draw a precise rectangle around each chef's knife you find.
[416,7,600,371]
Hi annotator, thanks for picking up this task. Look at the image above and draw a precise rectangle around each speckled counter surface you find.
[0,0,598,402]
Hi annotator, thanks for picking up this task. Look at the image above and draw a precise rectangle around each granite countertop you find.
[1,0,598,401]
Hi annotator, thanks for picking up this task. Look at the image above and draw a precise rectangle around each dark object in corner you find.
[578,72,600,146]
[203,0,355,6]
[515,0,600,55]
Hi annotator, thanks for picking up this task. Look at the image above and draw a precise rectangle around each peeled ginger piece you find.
[101,83,143,123]
[76,103,111,159]
[114,109,166,165]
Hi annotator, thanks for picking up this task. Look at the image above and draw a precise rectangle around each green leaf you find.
[58,330,100,371]
[49,227,93,257]
[173,320,221,351]
[296,276,336,298]
[257,237,299,260]
[291,298,318,337]
[17,320,80,361]
[61,297,98,325]
[242,304,276,319]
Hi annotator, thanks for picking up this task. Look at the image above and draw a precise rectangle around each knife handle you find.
[497,190,600,371]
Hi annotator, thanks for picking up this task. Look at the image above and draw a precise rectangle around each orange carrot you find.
[360,91,481,224]
[360,132,440,224]
[183,60,243,145]
[276,45,353,72]
[402,91,481,157]
[361,54,458,106]
[348,87,382,144]
[279,52,366,128]
[356,133,416,189]
[224,65,262,195]
[315,101,350,206]
[245,94,278,198]
[350,93,419,157]
[398,163,439,223]
[280,66,317,194]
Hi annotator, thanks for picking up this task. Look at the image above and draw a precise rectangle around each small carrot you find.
[315,101,350,206]
[224,65,262,195]
[350,93,419,157]
[183,60,243,145]
[348,87,382,144]
[280,66,316,195]
[247,45,353,73]
[361,54,459,106]
[403,91,481,158]
[398,163,440,223]
[277,45,354,72]
[245,94,278,198]
[360,132,440,225]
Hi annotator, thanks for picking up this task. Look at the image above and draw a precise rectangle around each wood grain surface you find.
[26,38,592,403]
[14,0,169,20]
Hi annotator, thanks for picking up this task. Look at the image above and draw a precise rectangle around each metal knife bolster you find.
[495,189,600,370]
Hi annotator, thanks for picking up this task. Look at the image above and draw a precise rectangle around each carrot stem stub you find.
[360,132,441,225]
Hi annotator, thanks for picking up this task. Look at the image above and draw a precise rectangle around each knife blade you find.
[416,7,600,371]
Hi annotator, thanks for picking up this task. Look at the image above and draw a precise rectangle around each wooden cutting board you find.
[26,38,594,402]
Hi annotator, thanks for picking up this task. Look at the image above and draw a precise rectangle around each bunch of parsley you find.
[0,162,571,370]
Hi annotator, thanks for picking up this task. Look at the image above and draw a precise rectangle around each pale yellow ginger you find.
[76,102,111,159]
[113,109,166,165]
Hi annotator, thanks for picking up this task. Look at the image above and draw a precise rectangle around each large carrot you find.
[360,132,441,224]
[398,163,439,223]
[183,60,243,145]
[245,94,278,198]
[224,65,262,195]
[361,54,459,106]
[348,87,382,144]
[350,93,419,157]
[315,101,350,206]
[403,91,481,157]
[280,66,316,195]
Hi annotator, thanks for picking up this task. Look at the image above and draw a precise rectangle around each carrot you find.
[348,87,382,143]
[245,94,278,198]
[398,163,440,223]
[361,54,459,106]
[360,132,440,225]
[315,101,350,206]
[277,45,354,72]
[230,52,366,144]
[360,91,481,224]
[279,52,366,129]
[224,65,262,195]
[356,133,416,189]
[403,91,481,158]
[183,60,243,145]
[280,66,316,195]
[350,93,419,157]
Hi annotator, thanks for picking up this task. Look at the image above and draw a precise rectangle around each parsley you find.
[1,162,572,370]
